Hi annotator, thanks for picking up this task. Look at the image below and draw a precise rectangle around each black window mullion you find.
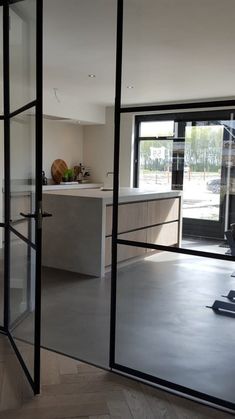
[172,121,186,191]
[33,0,43,395]
[133,118,139,187]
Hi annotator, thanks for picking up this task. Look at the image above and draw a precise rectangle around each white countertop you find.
[43,187,181,204]
[43,183,102,191]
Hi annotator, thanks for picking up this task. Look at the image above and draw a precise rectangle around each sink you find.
[100,187,113,191]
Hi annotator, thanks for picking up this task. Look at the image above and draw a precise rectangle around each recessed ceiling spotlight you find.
[127,85,134,89]
[88,74,96,78]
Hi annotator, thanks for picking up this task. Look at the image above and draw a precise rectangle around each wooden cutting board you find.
[51,159,68,184]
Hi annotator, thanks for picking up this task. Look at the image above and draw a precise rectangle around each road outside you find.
[139,170,221,220]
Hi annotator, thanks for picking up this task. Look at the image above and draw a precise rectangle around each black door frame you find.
[110,0,235,413]
[0,0,43,395]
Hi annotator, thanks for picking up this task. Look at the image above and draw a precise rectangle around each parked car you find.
[206,178,221,194]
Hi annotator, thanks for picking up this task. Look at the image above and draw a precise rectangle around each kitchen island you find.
[42,188,182,277]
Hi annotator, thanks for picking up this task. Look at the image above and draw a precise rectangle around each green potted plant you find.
[62,168,74,182]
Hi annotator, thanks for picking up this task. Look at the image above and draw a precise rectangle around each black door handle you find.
[42,212,52,218]
[20,212,35,218]
[20,212,52,219]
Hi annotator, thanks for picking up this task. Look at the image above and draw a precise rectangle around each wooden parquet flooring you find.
[0,335,233,419]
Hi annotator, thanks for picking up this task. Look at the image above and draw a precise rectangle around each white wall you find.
[43,118,84,180]
[83,107,134,187]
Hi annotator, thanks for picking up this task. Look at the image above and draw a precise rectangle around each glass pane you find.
[9,231,35,379]
[0,7,3,115]
[183,124,224,221]
[10,108,35,243]
[116,245,235,404]
[139,139,173,189]
[140,121,174,137]
[41,0,116,370]
[0,227,3,327]
[121,0,235,107]
[9,0,36,111]
[0,121,3,223]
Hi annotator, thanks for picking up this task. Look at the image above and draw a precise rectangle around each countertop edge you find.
[43,188,182,205]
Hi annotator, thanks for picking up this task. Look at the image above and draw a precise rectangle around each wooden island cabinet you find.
[105,196,180,266]
[42,188,181,277]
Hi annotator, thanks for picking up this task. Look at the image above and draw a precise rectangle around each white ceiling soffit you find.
[43,0,235,123]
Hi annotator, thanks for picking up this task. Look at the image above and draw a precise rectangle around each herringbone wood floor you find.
[0,335,233,419]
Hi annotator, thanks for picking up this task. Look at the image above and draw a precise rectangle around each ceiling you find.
[43,0,235,123]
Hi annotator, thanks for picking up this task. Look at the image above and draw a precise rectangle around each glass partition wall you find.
[110,0,235,413]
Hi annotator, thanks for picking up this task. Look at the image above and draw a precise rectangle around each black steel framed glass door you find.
[2,0,43,394]
[110,0,235,413]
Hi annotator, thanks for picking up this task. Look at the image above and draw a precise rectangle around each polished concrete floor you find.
[115,251,235,404]
[37,249,235,406]
[41,267,111,367]
[1,242,235,407]
[182,236,228,254]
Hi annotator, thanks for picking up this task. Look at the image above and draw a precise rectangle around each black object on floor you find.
[207,300,235,317]
[222,290,235,302]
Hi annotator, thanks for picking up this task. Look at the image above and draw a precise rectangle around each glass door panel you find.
[0,6,3,115]
[5,0,42,393]
[183,124,224,221]
[182,119,234,240]
[0,121,4,223]
[9,231,35,379]
[0,227,3,327]
[137,119,175,189]
[9,0,36,112]
[138,139,173,188]
[10,109,36,242]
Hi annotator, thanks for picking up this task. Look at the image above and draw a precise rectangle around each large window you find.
[134,111,235,239]
[136,120,174,189]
